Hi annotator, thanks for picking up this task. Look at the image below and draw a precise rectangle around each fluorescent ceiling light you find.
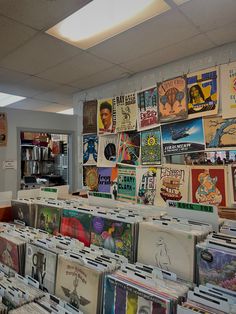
[46,0,170,49]
[0,92,25,107]
[173,0,191,5]
[57,108,74,115]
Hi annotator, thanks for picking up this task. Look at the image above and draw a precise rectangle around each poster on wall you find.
[0,112,7,146]
[115,93,137,132]
[97,167,118,198]
[141,128,161,165]
[137,86,159,131]
[161,117,205,156]
[229,165,236,205]
[190,166,228,207]
[137,167,158,205]
[221,61,236,119]
[187,67,219,118]
[83,100,97,134]
[117,166,136,203]
[83,134,98,165]
[83,166,98,191]
[204,117,236,149]
[97,98,115,134]
[97,134,118,167]
[117,132,140,166]
[157,75,188,123]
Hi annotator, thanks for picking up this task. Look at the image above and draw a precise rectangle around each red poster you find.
[0,237,19,273]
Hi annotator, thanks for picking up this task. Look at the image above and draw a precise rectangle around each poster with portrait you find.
[0,112,7,146]
[157,75,188,123]
[97,98,115,135]
[117,132,140,166]
[117,166,136,203]
[83,100,97,134]
[187,67,219,118]
[221,61,236,119]
[229,165,236,205]
[141,128,161,165]
[161,118,205,156]
[97,134,118,167]
[137,86,159,131]
[204,117,236,150]
[137,167,158,205]
[190,166,228,207]
[83,166,98,191]
[115,93,137,132]
[83,134,98,165]
[97,167,118,198]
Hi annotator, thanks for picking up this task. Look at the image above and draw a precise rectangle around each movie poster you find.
[117,132,140,166]
[137,167,158,205]
[190,166,228,207]
[97,134,118,167]
[36,205,61,235]
[155,164,189,207]
[187,67,219,118]
[83,166,98,191]
[83,100,97,134]
[204,117,236,149]
[161,118,205,156]
[137,86,159,131]
[83,134,98,165]
[115,93,137,132]
[117,166,136,203]
[0,112,7,146]
[97,167,118,199]
[221,61,236,119]
[229,165,236,204]
[97,98,115,134]
[141,128,161,165]
[157,76,188,123]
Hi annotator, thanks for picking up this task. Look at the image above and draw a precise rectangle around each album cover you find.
[117,132,140,166]
[97,98,115,134]
[97,134,118,167]
[36,204,61,235]
[137,86,159,131]
[0,236,20,273]
[187,67,219,118]
[117,166,136,203]
[103,274,116,314]
[0,112,7,146]
[97,167,118,197]
[137,167,158,205]
[83,134,98,165]
[83,166,99,191]
[158,75,188,123]
[11,200,36,227]
[115,93,137,132]
[161,118,205,156]
[221,61,236,119]
[83,100,97,134]
[141,128,161,165]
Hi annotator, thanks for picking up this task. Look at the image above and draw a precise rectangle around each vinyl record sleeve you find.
[36,204,61,235]
[11,200,36,227]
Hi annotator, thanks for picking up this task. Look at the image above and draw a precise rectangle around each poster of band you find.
[83,166,98,191]
[187,67,219,118]
[221,61,236,119]
[97,98,115,134]
[97,167,118,199]
[83,100,97,134]
[117,132,140,166]
[137,86,159,131]
[157,75,188,123]
[229,165,236,204]
[141,128,161,165]
[137,167,158,205]
[97,134,118,167]
[161,117,205,156]
[83,134,98,165]
[117,166,136,203]
[115,93,137,132]
[0,112,7,146]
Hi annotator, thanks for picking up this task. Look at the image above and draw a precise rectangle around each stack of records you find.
[0,302,7,314]
[220,219,236,236]
[8,303,50,313]
[11,199,37,227]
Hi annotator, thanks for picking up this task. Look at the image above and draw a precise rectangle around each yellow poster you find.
[221,61,236,119]
[97,98,115,134]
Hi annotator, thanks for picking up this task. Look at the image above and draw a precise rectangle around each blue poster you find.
[83,134,98,165]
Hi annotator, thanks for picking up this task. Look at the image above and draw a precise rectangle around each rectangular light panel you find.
[0,92,26,107]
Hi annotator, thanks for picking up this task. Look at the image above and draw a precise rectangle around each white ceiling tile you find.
[206,22,236,46]
[33,86,80,105]
[7,98,52,110]
[0,67,31,83]
[38,104,72,113]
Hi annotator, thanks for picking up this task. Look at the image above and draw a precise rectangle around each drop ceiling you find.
[0,0,236,112]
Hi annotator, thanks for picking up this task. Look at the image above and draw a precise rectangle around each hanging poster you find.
[157,75,188,123]
[115,93,137,132]
[137,86,159,131]
[117,132,140,166]
[117,166,136,203]
[97,134,118,167]
[0,112,7,146]
[141,128,161,165]
[83,166,98,191]
[190,166,228,207]
[161,118,205,156]
[204,117,236,149]
[97,167,118,197]
[97,98,115,134]
[229,165,236,205]
[187,67,218,118]
[155,164,189,207]
[83,100,97,134]
[83,134,98,165]
[221,61,236,119]
[137,167,158,205]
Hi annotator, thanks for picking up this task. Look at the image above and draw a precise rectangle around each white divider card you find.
[39,187,58,199]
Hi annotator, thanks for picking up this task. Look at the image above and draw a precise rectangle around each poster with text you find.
[221,61,236,119]
[97,134,118,167]
[137,167,158,205]
[117,166,136,203]
[83,134,98,165]
[83,100,97,134]
[117,132,140,166]
[115,93,137,132]
[83,166,98,191]
[141,128,161,165]
[229,165,236,205]
[187,67,218,118]
[137,86,159,131]
[0,112,7,146]
[161,118,205,156]
[97,98,115,134]
[158,75,188,123]
[97,167,118,198]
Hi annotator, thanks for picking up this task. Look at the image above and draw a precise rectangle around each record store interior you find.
[0,0,236,313]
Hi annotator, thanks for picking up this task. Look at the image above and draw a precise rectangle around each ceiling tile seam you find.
[0,12,40,31]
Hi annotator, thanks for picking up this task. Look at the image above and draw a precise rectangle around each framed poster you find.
[161,118,205,156]
[83,100,97,134]
[117,132,140,166]
[137,86,159,131]
[137,167,158,205]
[97,98,115,134]
[0,112,7,146]
[141,128,161,165]
[157,75,188,123]
[221,61,236,119]
[83,134,98,165]
[117,166,136,203]
[115,93,137,132]
[229,165,236,205]
[83,166,98,191]
[97,134,118,167]
[187,67,219,118]
[97,167,118,198]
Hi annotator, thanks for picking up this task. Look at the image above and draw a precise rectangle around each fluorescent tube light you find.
[57,108,74,115]
[0,92,26,107]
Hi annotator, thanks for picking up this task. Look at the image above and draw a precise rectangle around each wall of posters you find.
[117,166,136,203]
[161,118,205,156]
[221,61,236,119]
[137,167,158,205]
[157,75,188,123]
[97,98,115,134]
[117,132,140,166]
[0,112,7,146]
[115,93,137,132]
[97,134,118,167]
[83,100,97,134]
[83,134,98,165]
[137,86,158,131]
[83,166,98,191]
[187,67,218,118]
[141,128,161,165]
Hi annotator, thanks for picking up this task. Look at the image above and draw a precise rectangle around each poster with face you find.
[83,166,98,191]
[115,93,137,132]
[137,86,159,131]
[187,67,219,118]
[83,100,97,134]
[97,98,115,134]
[141,128,161,165]
[137,167,158,205]
[83,134,98,165]
[0,112,7,146]
[97,167,118,198]
[97,134,118,167]
[221,61,236,119]
[117,166,136,203]
[117,132,140,166]
[157,76,188,123]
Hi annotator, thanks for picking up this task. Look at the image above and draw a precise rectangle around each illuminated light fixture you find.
[172,0,191,5]
[46,0,170,49]
[0,92,25,107]
[57,108,74,115]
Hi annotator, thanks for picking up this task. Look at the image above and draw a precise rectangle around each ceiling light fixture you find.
[0,92,26,107]
[57,108,74,115]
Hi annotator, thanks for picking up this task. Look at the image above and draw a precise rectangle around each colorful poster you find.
[161,118,205,156]
[98,167,118,198]
[221,61,236,119]
[190,166,228,207]
[137,86,159,131]
[97,134,118,167]
[117,166,136,203]
[204,117,236,149]
[0,237,20,273]
[187,67,218,117]
[115,93,137,132]
[36,205,61,235]
[141,128,161,165]
[0,112,7,146]
[229,165,236,204]
[137,167,158,205]
[157,76,188,123]
[117,132,140,166]
[83,100,97,134]
[83,166,98,191]
[97,98,115,134]
[83,134,98,165]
